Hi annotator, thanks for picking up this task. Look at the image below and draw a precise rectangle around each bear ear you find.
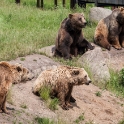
[16,66,22,72]
[69,14,73,19]
[71,69,79,75]
[120,7,124,11]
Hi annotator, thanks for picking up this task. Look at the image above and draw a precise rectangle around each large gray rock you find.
[89,7,112,22]
[39,45,55,57]
[78,47,110,85]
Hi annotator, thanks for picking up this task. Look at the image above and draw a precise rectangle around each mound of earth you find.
[0,54,124,124]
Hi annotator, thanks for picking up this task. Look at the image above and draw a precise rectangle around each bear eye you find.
[79,17,82,21]
[84,75,87,78]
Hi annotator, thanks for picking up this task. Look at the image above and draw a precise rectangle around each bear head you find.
[116,7,124,25]
[11,63,34,84]
[69,13,87,30]
[70,67,91,85]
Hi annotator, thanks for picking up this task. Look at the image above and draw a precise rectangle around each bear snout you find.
[82,22,87,28]
[86,80,92,85]
[84,22,87,26]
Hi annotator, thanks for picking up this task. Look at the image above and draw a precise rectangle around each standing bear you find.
[0,61,33,114]
[94,7,124,50]
[32,65,91,110]
[54,13,94,59]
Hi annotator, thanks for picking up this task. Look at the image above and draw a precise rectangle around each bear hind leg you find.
[94,34,111,50]
[1,95,9,114]
[110,36,122,50]
[57,92,69,110]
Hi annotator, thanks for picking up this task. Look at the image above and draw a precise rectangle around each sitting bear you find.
[94,7,124,50]
[54,13,94,59]
[32,65,91,110]
[0,61,33,114]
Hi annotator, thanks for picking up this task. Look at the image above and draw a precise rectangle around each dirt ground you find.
[0,48,124,124]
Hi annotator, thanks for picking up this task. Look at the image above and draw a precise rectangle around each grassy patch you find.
[49,98,59,111]
[39,85,50,101]
[118,119,124,124]
[106,68,124,97]
[20,104,27,109]
[74,113,85,124]
[95,91,102,97]
[39,85,59,110]
[35,117,54,124]
[20,57,25,61]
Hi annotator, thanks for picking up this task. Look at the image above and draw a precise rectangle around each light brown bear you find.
[94,7,124,50]
[32,65,91,110]
[0,61,33,114]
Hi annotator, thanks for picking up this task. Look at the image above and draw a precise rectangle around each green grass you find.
[74,113,85,124]
[118,119,124,124]
[39,85,59,110]
[95,91,102,97]
[35,117,54,124]
[20,104,28,109]
[0,0,96,61]
[39,85,50,101]
[106,68,124,97]
[49,98,59,111]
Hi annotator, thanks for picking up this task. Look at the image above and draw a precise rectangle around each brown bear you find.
[54,12,94,59]
[32,65,91,110]
[94,7,124,50]
[0,61,33,114]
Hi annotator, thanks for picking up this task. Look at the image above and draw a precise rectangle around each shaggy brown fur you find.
[94,7,124,50]
[0,61,33,114]
[119,24,124,47]
[54,13,94,59]
[32,65,91,110]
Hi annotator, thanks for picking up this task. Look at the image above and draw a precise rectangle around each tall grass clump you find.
[106,68,124,97]
[39,85,59,110]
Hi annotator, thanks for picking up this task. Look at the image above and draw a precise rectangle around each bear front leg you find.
[60,46,72,60]
[119,35,124,48]
[83,39,95,50]
[65,86,73,108]
[57,92,69,110]
[110,36,122,50]
[1,96,9,114]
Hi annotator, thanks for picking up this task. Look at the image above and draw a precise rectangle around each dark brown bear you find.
[54,13,94,59]
[94,7,124,50]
